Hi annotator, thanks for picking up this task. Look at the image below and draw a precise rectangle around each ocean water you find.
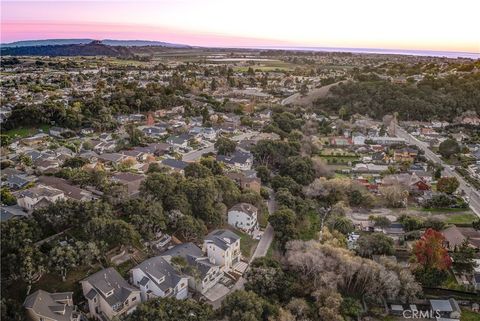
[246,46,480,59]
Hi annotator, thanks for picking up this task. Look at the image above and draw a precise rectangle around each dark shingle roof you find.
[23,290,75,321]
[132,256,183,292]
[205,229,240,251]
[81,267,138,306]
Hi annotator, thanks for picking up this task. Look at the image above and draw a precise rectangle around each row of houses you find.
[24,229,243,321]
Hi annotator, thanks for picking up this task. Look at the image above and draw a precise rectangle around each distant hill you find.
[2,38,190,48]
[0,41,136,57]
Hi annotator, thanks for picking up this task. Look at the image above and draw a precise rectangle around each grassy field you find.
[297,211,320,240]
[3,125,50,139]
[445,212,478,225]
[232,60,297,72]
[461,309,480,321]
[235,229,259,258]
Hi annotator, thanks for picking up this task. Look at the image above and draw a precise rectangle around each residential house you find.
[134,143,172,157]
[96,153,126,166]
[420,127,438,137]
[20,134,49,147]
[353,133,366,145]
[442,226,480,251]
[2,172,36,190]
[38,176,94,201]
[166,134,190,150]
[216,150,253,171]
[382,173,431,193]
[130,256,188,302]
[203,229,241,271]
[353,163,389,174]
[33,158,61,173]
[80,267,141,321]
[369,136,406,145]
[329,137,353,146]
[429,299,461,320]
[90,140,117,154]
[49,127,70,138]
[226,172,261,193]
[161,159,189,173]
[111,172,145,196]
[161,243,223,294]
[139,125,167,139]
[228,203,259,235]
[1,205,28,221]
[14,185,65,211]
[460,116,480,125]
[393,147,418,163]
[24,290,81,321]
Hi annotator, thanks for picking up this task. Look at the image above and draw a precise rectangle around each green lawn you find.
[4,125,50,139]
[235,229,258,258]
[461,309,480,321]
[445,212,478,225]
[297,210,320,241]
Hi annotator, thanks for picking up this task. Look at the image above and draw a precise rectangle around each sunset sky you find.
[1,0,479,53]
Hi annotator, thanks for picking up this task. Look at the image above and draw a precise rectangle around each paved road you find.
[396,125,480,217]
[182,131,259,162]
[210,189,276,309]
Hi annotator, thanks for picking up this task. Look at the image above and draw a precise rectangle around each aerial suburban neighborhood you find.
[1,39,479,321]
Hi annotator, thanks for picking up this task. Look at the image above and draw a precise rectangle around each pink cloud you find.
[1,21,294,47]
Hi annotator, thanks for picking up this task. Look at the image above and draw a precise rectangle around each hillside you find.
[0,41,135,57]
[2,38,190,48]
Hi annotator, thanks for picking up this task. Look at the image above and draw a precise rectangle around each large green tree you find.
[438,139,461,158]
[125,297,213,321]
[221,290,277,321]
[436,177,460,194]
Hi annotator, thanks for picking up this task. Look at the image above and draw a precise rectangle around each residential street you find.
[396,125,480,217]
[182,131,259,162]
[209,189,276,309]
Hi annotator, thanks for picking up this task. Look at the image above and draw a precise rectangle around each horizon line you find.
[2,38,479,59]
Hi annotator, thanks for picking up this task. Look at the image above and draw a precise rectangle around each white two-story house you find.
[162,243,223,294]
[228,203,259,235]
[203,229,241,271]
[80,268,141,321]
[130,256,188,302]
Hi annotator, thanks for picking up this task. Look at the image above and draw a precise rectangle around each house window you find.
[132,297,137,301]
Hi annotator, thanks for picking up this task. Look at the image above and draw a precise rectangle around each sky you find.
[1,0,480,53]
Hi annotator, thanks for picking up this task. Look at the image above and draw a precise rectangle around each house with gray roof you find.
[203,229,241,271]
[161,158,189,173]
[429,298,461,320]
[24,290,81,321]
[14,185,65,212]
[130,256,189,302]
[228,203,259,235]
[1,205,28,221]
[216,150,253,171]
[80,267,141,321]
[166,134,190,150]
[162,243,223,294]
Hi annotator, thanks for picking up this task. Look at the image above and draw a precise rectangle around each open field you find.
[3,125,50,139]
[281,80,345,106]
